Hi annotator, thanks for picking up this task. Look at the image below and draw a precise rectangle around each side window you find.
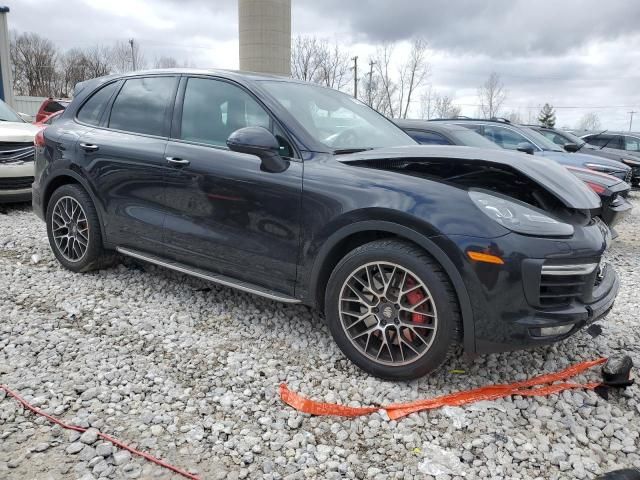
[180,78,271,148]
[585,135,607,147]
[625,136,640,152]
[541,131,567,145]
[456,123,483,134]
[406,130,452,145]
[483,126,535,151]
[77,82,120,126]
[108,77,176,136]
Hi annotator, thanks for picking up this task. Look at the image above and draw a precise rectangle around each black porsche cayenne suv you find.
[33,70,619,380]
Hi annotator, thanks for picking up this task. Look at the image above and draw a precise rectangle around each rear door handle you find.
[79,142,99,152]
[166,156,190,166]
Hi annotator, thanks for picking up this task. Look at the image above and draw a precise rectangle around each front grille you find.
[625,170,633,184]
[538,264,597,308]
[0,176,34,190]
[0,142,35,164]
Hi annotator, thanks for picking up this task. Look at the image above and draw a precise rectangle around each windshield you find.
[0,99,23,122]
[519,126,564,152]
[260,80,414,152]
[453,128,501,149]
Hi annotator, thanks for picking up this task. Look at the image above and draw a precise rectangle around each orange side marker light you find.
[467,251,504,265]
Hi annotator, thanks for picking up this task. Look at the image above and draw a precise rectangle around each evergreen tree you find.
[538,103,556,128]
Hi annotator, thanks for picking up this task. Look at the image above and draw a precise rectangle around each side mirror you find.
[18,112,34,122]
[563,143,579,153]
[516,142,535,155]
[227,126,289,173]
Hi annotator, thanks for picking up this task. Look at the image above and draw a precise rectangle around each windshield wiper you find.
[333,148,373,155]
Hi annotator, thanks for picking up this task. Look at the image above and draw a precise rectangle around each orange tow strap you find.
[280,357,607,420]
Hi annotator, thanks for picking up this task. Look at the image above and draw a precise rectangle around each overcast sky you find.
[9,0,640,129]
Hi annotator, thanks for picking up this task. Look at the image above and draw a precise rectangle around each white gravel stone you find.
[1,196,640,478]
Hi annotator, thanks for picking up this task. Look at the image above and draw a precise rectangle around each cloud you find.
[7,0,640,129]
[294,0,640,57]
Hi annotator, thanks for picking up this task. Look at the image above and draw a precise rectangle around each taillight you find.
[34,128,46,147]
[585,181,606,195]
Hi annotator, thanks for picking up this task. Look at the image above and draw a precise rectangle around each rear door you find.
[76,75,179,253]
[162,76,303,295]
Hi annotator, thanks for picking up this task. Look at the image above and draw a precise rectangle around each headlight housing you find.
[469,190,574,237]
[584,162,625,174]
[622,158,640,167]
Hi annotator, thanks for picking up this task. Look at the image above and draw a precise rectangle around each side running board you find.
[116,247,301,304]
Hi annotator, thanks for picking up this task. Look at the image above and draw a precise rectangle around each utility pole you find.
[129,39,136,71]
[367,60,376,105]
[351,56,358,99]
[629,111,636,131]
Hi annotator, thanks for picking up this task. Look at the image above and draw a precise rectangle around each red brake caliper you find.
[403,277,426,341]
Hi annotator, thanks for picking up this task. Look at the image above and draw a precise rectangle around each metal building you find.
[0,6,14,106]
[238,0,291,76]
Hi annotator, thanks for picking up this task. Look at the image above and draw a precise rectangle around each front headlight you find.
[469,190,574,236]
[584,162,625,174]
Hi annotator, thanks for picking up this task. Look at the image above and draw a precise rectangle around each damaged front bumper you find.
[432,222,618,357]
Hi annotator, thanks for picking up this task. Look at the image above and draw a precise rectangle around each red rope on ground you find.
[0,384,200,480]
[280,357,607,420]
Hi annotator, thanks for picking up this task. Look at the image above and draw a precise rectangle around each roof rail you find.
[489,117,511,124]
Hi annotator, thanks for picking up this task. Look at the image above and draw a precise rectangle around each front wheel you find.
[324,239,461,380]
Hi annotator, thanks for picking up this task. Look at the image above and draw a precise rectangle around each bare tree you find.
[576,112,602,131]
[478,72,507,119]
[154,56,179,69]
[419,86,435,119]
[433,94,460,119]
[110,40,146,73]
[10,31,59,96]
[398,38,429,118]
[373,43,398,117]
[291,36,324,83]
[316,43,351,90]
[373,39,429,118]
[291,36,352,91]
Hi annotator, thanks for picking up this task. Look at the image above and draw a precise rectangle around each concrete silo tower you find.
[238,0,291,76]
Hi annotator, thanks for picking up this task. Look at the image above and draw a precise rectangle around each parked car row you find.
[395,119,633,234]
[30,69,619,379]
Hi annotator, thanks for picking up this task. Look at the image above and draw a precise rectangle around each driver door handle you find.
[79,142,99,152]
[166,156,190,166]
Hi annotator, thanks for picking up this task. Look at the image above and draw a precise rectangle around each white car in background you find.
[0,99,41,203]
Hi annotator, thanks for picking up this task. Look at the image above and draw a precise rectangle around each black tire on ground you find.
[324,239,461,380]
[46,183,115,272]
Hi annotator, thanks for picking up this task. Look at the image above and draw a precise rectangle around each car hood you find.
[0,121,41,142]
[338,145,601,210]
[539,150,630,172]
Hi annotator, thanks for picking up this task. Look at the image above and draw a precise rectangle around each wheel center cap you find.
[380,303,395,320]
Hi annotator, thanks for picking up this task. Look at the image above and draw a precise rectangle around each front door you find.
[163,77,302,296]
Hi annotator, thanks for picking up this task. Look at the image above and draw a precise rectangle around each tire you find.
[324,239,461,380]
[46,184,115,272]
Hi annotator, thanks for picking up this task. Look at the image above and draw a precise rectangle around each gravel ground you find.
[1,195,639,480]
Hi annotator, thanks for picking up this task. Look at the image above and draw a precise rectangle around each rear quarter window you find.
[76,82,121,126]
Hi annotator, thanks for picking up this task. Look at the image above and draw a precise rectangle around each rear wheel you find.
[324,239,461,380]
[46,184,115,272]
